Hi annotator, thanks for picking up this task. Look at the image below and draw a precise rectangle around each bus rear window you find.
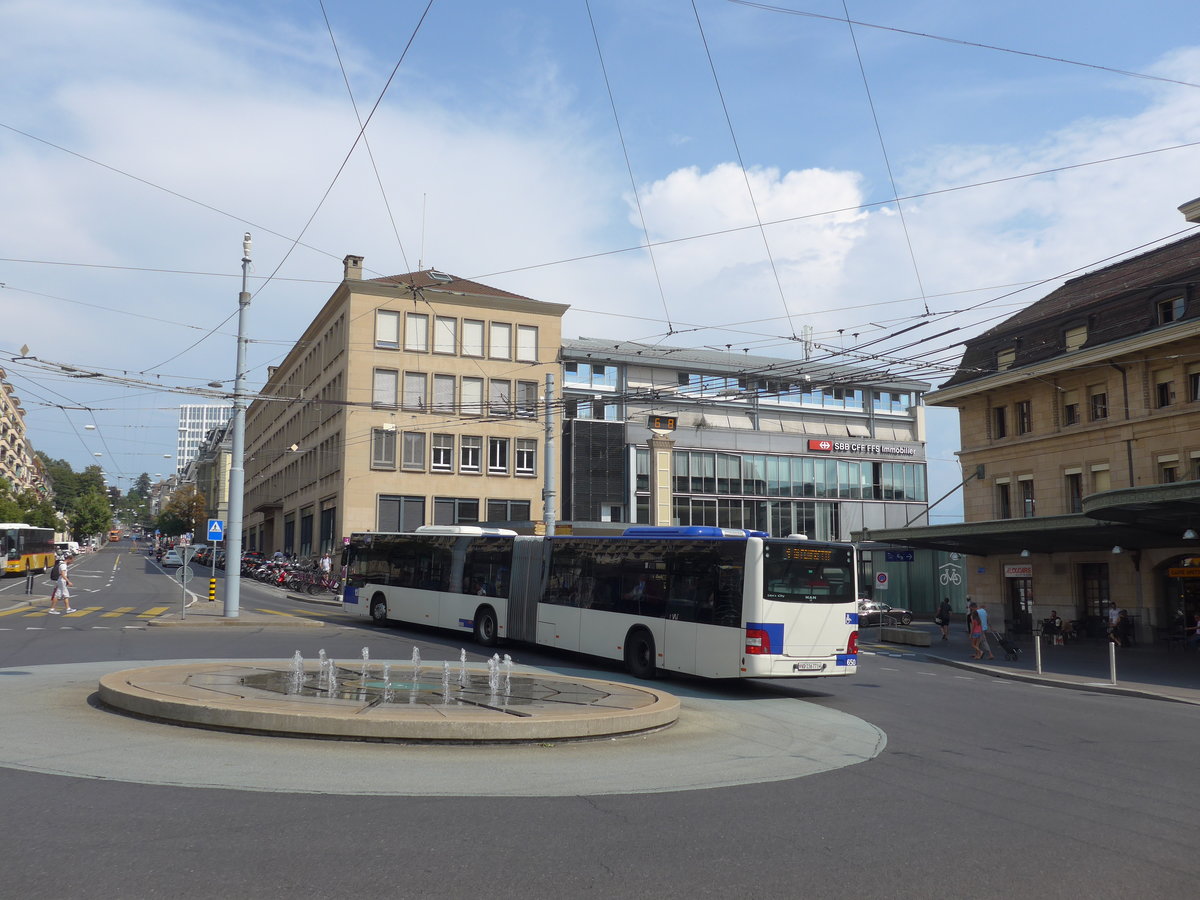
[762,541,854,603]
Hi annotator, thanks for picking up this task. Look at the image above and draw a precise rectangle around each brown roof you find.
[941,230,1200,388]
[369,269,535,302]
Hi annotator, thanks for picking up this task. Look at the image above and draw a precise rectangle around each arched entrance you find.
[1157,555,1200,634]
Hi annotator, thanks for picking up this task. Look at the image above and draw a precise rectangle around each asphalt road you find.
[1,545,1196,899]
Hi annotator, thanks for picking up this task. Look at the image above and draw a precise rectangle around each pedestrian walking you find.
[968,602,983,659]
[935,597,952,641]
[47,557,75,615]
[976,600,996,660]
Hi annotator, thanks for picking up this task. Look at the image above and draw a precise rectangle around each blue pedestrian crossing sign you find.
[207,519,225,542]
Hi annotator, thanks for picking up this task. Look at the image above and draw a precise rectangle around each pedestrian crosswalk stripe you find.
[137,606,170,618]
[0,606,39,617]
[101,607,136,618]
[65,606,101,617]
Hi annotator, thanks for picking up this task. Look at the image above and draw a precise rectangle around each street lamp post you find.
[224,233,252,618]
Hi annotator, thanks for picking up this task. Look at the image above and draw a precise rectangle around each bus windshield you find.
[761,541,854,603]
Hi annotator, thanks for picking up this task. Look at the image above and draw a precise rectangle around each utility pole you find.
[542,373,555,536]
[224,233,252,617]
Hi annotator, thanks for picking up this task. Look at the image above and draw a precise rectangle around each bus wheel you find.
[370,596,388,625]
[624,628,657,679]
[473,606,499,647]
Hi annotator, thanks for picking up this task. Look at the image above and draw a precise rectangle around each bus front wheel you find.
[370,596,388,625]
[624,629,657,679]
[473,606,498,647]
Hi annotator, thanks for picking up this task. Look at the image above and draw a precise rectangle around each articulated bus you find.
[342,525,858,679]
[0,523,57,576]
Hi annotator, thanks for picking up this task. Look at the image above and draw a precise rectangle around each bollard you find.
[1034,630,1043,675]
[209,578,217,603]
[1108,640,1117,685]
[25,570,34,595]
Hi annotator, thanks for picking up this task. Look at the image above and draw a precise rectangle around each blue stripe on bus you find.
[748,622,785,655]
[845,612,858,625]
[458,618,473,628]
[836,654,857,667]
[344,586,359,605]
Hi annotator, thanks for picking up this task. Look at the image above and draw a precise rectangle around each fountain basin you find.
[97,662,679,743]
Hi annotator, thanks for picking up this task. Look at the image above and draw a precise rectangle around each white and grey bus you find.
[341,525,859,679]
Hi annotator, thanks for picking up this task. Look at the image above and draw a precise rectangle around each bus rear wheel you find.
[624,629,657,679]
[473,606,498,647]
[370,596,388,625]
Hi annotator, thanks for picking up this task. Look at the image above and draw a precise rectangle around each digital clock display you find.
[647,415,677,431]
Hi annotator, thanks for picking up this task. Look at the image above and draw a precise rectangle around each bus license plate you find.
[792,662,825,671]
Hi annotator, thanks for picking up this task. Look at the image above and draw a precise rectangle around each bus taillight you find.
[745,628,771,655]
[847,630,858,655]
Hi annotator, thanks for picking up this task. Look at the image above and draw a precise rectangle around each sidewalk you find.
[866,621,1200,706]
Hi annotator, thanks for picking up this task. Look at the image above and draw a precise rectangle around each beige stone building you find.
[0,367,49,500]
[871,222,1200,641]
[242,259,567,556]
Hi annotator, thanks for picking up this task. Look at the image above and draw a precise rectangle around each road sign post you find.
[176,564,194,618]
[206,519,224,605]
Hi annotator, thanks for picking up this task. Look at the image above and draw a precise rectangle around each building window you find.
[996,482,1012,519]
[1157,296,1186,324]
[1189,370,1200,402]
[516,381,538,418]
[402,372,427,411]
[461,377,483,416]
[371,427,396,469]
[1092,467,1111,493]
[433,316,457,354]
[1161,463,1178,483]
[1089,389,1108,421]
[1065,472,1083,513]
[1154,370,1174,408]
[992,406,1008,439]
[401,432,425,471]
[1016,400,1032,435]
[996,348,1016,370]
[462,320,485,357]
[489,322,512,359]
[431,434,453,472]
[565,362,618,390]
[460,436,481,473]
[488,438,509,474]
[488,379,511,417]
[1079,563,1110,618]
[432,374,456,414]
[378,495,424,532]
[375,310,400,349]
[434,497,479,525]
[516,325,538,362]
[404,313,428,352]
[487,499,530,522]
[1019,479,1035,518]
[373,369,398,407]
[1064,325,1087,352]
[515,439,536,475]
[1062,390,1080,426]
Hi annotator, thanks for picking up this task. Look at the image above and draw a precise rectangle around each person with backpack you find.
[47,557,75,615]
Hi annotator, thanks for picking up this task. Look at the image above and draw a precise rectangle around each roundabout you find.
[0,659,886,797]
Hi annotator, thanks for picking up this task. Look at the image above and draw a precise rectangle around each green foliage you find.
[70,491,113,541]
[157,485,207,536]
[0,482,60,528]
[132,472,152,499]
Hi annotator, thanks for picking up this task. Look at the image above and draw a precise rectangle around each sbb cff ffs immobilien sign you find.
[808,439,833,452]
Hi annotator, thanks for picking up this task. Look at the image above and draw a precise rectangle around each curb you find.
[922,653,1200,706]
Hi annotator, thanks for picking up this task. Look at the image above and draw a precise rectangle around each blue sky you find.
[2,0,1199,518]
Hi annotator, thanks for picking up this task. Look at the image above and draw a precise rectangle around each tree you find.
[70,491,113,541]
[157,485,206,537]
[132,473,152,499]
[0,483,60,528]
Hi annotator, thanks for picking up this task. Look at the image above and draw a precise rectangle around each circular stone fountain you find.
[97,660,679,743]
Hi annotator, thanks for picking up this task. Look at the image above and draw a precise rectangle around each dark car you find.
[858,600,914,626]
[214,550,227,569]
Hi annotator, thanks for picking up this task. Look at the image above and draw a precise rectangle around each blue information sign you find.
[885,550,914,562]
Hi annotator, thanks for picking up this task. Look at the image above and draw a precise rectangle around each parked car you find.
[161,549,183,568]
[858,600,914,626]
[214,550,227,569]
